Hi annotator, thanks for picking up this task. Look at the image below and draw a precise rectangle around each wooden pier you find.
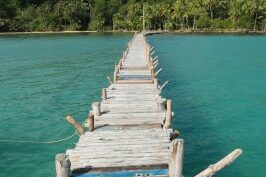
[55,33,243,177]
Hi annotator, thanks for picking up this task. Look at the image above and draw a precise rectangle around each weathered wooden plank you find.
[95,112,165,118]
[116,80,153,84]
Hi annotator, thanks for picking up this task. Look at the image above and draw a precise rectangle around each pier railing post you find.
[55,153,71,177]
[87,112,94,132]
[164,99,172,129]
[102,88,107,101]
[154,78,158,89]
[113,65,119,83]
[157,96,166,111]
[92,102,100,116]
[169,139,184,177]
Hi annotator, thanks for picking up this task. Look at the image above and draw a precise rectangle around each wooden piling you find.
[151,67,155,79]
[102,88,107,101]
[169,139,184,177]
[164,99,172,129]
[149,58,154,69]
[157,98,165,111]
[65,115,84,135]
[154,78,158,89]
[87,112,94,132]
[155,68,162,77]
[170,130,180,141]
[153,59,158,66]
[113,65,119,83]
[55,153,71,177]
[92,102,100,116]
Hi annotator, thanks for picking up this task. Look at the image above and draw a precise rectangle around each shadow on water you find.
[148,34,243,177]
[161,75,227,177]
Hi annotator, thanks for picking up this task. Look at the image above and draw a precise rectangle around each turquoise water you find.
[0,33,132,177]
[148,34,266,177]
[0,33,265,177]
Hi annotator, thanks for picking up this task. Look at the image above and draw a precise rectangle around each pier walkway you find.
[57,33,183,177]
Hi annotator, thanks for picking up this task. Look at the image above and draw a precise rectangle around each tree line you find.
[0,0,265,32]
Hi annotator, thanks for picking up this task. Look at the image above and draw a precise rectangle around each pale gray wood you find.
[169,139,184,177]
[195,149,243,177]
[87,112,94,132]
[102,88,107,101]
[164,100,172,129]
[55,153,71,177]
[92,102,100,116]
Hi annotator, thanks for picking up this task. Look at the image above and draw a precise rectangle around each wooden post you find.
[160,81,169,91]
[118,61,121,73]
[153,59,159,66]
[65,115,84,135]
[154,68,162,77]
[87,112,94,132]
[55,153,71,177]
[170,130,180,141]
[154,78,158,89]
[149,58,154,69]
[92,102,100,116]
[195,149,243,177]
[113,65,119,83]
[157,99,165,111]
[151,67,155,79]
[122,52,126,62]
[164,99,172,129]
[102,88,107,101]
[169,139,184,177]
[154,63,159,69]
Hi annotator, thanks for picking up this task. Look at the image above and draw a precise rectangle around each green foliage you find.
[213,18,233,29]
[89,15,105,30]
[196,16,211,29]
[0,0,265,32]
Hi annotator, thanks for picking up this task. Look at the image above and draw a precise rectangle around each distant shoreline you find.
[0,30,137,35]
[146,29,266,35]
[0,29,265,36]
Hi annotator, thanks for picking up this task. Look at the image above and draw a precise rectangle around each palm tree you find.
[54,1,64,28]
[202,0,216,28]
[229,0,244,29]
[172,0,186,29]
[188,0,205,30]
[246,0,266,31]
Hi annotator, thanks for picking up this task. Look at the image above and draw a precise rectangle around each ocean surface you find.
[148,34,266,177]
[0,33,132,177]
[0,33,265,177]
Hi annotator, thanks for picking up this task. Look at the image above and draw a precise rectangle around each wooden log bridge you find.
[55,33,181,177]
[55,32,242,177]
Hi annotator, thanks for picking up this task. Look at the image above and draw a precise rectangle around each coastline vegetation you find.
[0,0,265,33]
